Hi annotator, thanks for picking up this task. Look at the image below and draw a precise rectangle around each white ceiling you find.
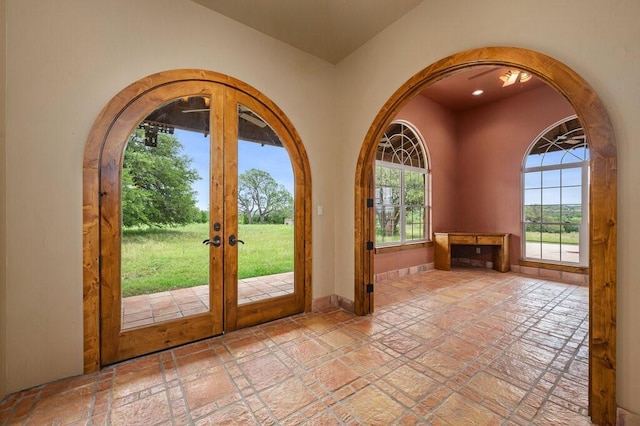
[190,0,424,64]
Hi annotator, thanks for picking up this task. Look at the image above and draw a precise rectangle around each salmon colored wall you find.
[374,248,430,274]
[375,83,574,272]
[375,94,458,274]
[401,95,460,234]
[456,84,574,264]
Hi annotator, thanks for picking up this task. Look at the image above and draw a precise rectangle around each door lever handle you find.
[229,235,245,246]
[203,236,222,247]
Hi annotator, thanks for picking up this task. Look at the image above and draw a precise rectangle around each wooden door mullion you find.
[208,85,226,334]
[223,89,239,331]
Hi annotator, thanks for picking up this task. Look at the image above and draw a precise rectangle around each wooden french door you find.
[99,80,305,365]
[224,90,306,331]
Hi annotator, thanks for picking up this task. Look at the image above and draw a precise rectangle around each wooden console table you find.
[434,232,510,272]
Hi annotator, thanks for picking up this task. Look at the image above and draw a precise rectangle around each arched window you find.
[375,121,430,246]
[522,116,589,265]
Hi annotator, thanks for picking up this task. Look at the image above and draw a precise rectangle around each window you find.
[522,116,589,265]
[375,121,429,246]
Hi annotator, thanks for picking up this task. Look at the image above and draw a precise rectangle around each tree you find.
[375,166,426,240]
[122,129,201,227]
[238,169,293,224]
[375,166,401,237]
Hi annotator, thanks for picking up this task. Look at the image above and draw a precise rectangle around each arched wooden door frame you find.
[354,47,616,425]
[83,69,312,371]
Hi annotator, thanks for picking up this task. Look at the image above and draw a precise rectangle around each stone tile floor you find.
[0,268,592,425]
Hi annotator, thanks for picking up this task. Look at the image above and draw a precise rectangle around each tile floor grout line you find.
[162,350,192,425]
[0,269,593,424]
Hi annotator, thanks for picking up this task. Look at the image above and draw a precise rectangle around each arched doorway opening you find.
[354,47,616,425]
[83,69,312,368]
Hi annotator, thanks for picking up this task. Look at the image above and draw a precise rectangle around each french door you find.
[99,80,305,365]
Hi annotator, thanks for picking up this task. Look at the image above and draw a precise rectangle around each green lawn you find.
[121,223,294,297]
[525,231,579,245]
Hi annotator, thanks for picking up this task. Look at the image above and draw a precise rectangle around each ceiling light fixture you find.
[500,70,533,87]
[500,70,519,87]
[472,89,484,96]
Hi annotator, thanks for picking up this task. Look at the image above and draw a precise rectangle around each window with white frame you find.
[375,121,430,246]
[522,116,589,265]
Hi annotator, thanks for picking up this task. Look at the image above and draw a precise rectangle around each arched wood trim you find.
[83,69,312,372]
[354,47,616,425]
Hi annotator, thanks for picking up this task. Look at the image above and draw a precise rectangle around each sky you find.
[175,129,294,211]
[523,147,588,206]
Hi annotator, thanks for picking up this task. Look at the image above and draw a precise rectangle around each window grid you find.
[522,117,589,266]
[375,121,429,246]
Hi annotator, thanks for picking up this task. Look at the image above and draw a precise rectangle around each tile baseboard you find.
[511,264,588,286]
[311,294,355,313]
[619,407,640,426]
[374,263,434,283]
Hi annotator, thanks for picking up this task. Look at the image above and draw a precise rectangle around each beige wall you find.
[0,0,7,401]
[334,0,640,414]
[3,0,640,416]
[3,0,336,393]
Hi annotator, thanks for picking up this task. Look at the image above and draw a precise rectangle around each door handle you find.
[229,235,245,246]
[203,236,222,247]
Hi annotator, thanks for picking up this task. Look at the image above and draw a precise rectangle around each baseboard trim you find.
[311,295,333,311]
[618,407,640,425]
[375,263,434,283]
[311,294,355,313]
[315,259,589,316]
[510,264,589,286]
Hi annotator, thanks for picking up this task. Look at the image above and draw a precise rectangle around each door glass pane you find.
[542,169,560,188]
[375,166,401,244]
[236,105,295,305]
[405,206,425,241]
[541,150,563,167]
[524,224,543,260]
[542,187,560,206]
[524,171,541,189]
[561,167,581,186]
[376,205,401,243]
[404,170,425,205]
[121,96,211,330]
[542,224,562,261]
[561,225,580,263]
[524,188,541,207]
